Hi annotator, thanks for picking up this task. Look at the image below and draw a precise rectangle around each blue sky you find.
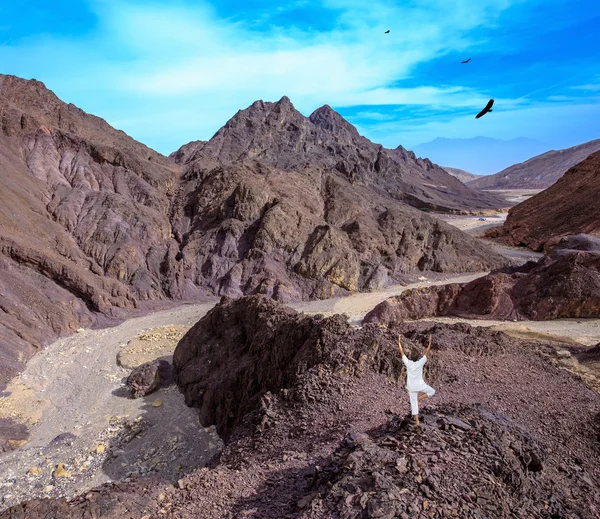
[0,0,599,161]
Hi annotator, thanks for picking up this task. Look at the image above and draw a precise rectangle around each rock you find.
[27,467,42,477]
[151,399,163,408]
[126,360,173,398]
[76,328,85,333]
[555,349,572,359]
[444,417,472,431]
[52,463,69,478]
[174,295,415,439]
[95,444,105,454]
[364,236,600,323]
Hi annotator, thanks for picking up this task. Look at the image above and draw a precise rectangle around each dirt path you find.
[2,267,600,510]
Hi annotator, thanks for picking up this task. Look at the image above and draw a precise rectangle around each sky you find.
[0,0,599,166]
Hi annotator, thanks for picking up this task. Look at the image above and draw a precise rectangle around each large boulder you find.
[126,359,173,398]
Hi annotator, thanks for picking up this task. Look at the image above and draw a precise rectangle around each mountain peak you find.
[309,105,359,137]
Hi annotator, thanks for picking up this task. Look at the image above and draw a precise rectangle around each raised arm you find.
[424,335,432,358]
[397,335,405,357]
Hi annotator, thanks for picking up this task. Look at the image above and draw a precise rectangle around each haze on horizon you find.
[0,0,599,173]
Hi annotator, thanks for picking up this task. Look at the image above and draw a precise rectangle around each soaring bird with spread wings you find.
[461,58,471,63]
[475,99,494,118]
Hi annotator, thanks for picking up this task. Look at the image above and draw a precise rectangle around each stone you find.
[126,360,173,398]
[52,463,69,478]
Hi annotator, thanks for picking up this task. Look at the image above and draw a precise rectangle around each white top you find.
[402,355,428,392]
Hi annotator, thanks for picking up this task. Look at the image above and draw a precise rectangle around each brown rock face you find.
[492,149,600,251]
[468,138,600,190]
[0,75,506,386]
[364,234,600,323]
[0,75,180,386]
[173,295,411,439]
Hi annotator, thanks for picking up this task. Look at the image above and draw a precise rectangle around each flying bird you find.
[385,30,390,33]
[461,58,471,63]
[475,99,494,119]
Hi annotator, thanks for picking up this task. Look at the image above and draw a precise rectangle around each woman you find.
[398,334,435,425]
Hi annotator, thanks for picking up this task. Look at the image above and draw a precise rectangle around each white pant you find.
[408,385,436,415]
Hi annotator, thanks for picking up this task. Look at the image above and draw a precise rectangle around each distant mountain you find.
[468,138,600,190]
[443,167,481,184]
[493,150,600,251]
[413,137,549,175]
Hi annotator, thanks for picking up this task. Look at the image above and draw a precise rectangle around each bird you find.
[385,30,390,33]
[461,58,471,63]
[475,99,494,118]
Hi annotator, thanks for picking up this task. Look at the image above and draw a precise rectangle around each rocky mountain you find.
[0,75,506,386]
[0,74,182,386]
[363,234,600,324]
[468,138,600,190]
[443,166,481,184]
[490,150,600,250]
[173,98,507,213]
[413,136,548,175]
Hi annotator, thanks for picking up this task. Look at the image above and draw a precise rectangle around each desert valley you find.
[0,62,599,519]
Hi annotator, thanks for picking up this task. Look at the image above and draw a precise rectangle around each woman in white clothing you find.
[398,334,435,426]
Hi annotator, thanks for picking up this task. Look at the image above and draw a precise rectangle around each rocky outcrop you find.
[0,75,507,387]
[469,138,600,190]
[304,406,553,519]
[364,234,600,324]
[4,297,600,518]
[173,295,415,439]
[490,150,600,251]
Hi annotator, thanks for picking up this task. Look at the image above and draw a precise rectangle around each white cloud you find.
[0,0,580,154]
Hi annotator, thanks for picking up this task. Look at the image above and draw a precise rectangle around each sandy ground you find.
[432,211,544,263]
[489,188,543,204]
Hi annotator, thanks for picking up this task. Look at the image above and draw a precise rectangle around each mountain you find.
[413,137,549,175]
[443,167,481,184]
[490,150,600,251]
[0,74,183,386]
[173,98,507,213]
[0,75,506,386]
[467,138,600,190]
